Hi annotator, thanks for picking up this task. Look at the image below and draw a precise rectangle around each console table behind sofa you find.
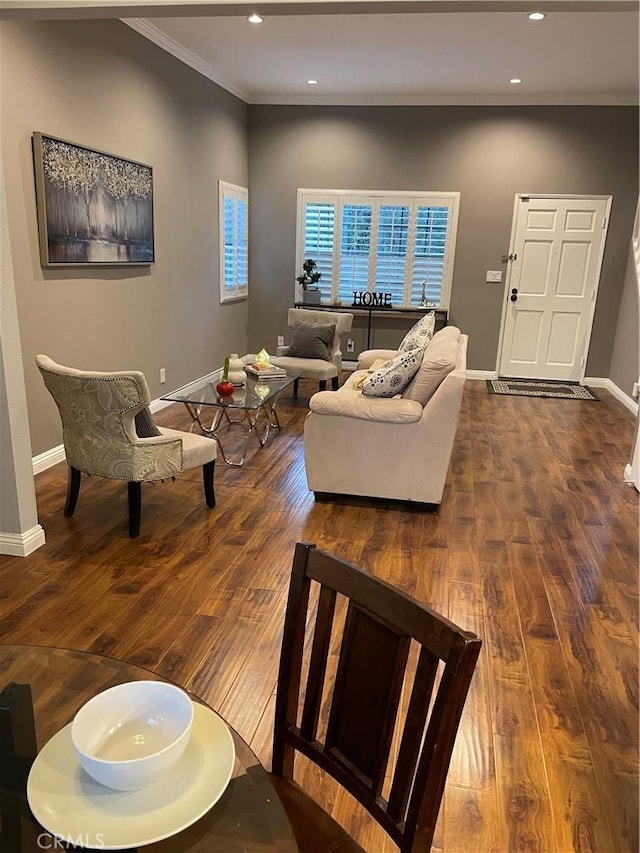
[294,304,447,350]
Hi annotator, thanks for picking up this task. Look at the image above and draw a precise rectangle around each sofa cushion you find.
[356,349,401,370]
[286,322,335,361]
[309,387,423,423]
[398,311,436,353]
[361,348,424,398]
[402,326,461,405]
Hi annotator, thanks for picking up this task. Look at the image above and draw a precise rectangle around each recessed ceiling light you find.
[307,79,318,85]
[528,11,545,20]
[510,78,522,85]
[248,14,263,24]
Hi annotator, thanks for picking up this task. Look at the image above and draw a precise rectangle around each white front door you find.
[499,195,611,381]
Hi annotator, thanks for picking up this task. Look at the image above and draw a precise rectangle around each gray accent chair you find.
[36,355,217,538]
[270,308,354,394]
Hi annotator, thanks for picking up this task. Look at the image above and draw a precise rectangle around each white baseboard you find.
[584,377,638,415]
[150,397,172,413]
[467,369,497,381]
[0,524,46,556]
[624,463,640,490]
[33,444,65,475]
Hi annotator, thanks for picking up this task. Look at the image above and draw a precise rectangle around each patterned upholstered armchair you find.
[36,355,217,538]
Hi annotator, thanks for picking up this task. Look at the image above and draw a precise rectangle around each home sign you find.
[351,291,393,308]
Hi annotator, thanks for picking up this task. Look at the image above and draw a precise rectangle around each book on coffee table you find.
[245,363,287,379]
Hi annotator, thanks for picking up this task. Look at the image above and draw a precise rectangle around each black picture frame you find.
[32,132,154,267]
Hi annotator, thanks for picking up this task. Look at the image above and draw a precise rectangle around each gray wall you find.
[1,19,249,457]
[611,243,640,395]
[247,105,638,382]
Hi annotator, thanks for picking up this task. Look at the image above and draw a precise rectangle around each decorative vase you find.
[302,289,322,305]
[227,353,246,386]
[216,380,235,398]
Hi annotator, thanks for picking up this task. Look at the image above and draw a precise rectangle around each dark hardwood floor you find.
[1,378,638,852]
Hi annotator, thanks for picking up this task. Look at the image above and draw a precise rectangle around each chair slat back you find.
[325,600,409,796]
[273,542,482,853]
[387,646,439,822]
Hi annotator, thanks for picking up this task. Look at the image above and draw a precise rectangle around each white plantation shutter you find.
[302,201,335,301]
[219,181,248,304]
[338,204,372,302]
[376,205,410,304]
[297,190,459,308]
[410,204,450,306]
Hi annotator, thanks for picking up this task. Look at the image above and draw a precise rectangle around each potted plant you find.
[297,259,322,305]
[216,357,235,398]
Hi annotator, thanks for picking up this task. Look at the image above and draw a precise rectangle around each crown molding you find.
[246,93,639,106]
[123,17,248,101]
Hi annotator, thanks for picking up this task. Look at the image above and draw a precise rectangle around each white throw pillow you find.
[398,311,436,353]
[402,326,460,404]
[362,348,424,398]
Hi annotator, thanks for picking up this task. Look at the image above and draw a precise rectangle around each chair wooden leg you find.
[331,376,339,390]
[127,482,142,539]
[293,378,299,397]
[64,466,81,517]
[203,461,216,508]
[319,380,327,391]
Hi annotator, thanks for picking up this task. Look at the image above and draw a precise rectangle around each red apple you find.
[216,380,235,397]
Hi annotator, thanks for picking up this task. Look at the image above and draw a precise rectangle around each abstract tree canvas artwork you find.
[32,132,154,266]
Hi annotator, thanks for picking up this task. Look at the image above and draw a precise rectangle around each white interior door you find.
[499,195,611,382]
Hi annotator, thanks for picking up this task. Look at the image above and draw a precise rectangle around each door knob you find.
[510,288,518,302]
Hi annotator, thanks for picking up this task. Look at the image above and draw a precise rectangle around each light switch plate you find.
[486,270,503,283]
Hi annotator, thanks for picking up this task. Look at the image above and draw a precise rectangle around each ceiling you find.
[2,1,638,105]
[123,5,640,105]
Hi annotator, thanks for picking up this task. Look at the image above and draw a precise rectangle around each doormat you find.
[486,378,599,400]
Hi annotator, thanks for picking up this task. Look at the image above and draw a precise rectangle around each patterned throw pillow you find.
[361,348,424,398]
[398,311,436,353]
[134,407,162,437]
[286,322,336,361]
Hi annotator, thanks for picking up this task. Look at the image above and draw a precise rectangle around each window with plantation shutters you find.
[219,181,248,304]
[297,189,459,309]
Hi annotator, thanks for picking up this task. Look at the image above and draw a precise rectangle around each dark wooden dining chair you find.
[270,542,482,853]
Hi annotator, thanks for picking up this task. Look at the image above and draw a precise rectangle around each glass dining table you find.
[0,645,298,852]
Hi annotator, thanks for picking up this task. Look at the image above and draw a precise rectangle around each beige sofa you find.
[303,326,467,507]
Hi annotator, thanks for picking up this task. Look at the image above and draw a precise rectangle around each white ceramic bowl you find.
[71,681,194,791]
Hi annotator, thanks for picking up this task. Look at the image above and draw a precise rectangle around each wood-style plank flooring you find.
[1,378,638,852]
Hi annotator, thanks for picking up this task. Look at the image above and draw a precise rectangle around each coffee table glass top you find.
[161,369,298,411]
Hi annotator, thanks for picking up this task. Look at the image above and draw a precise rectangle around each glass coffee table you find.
[161,368,300,467]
